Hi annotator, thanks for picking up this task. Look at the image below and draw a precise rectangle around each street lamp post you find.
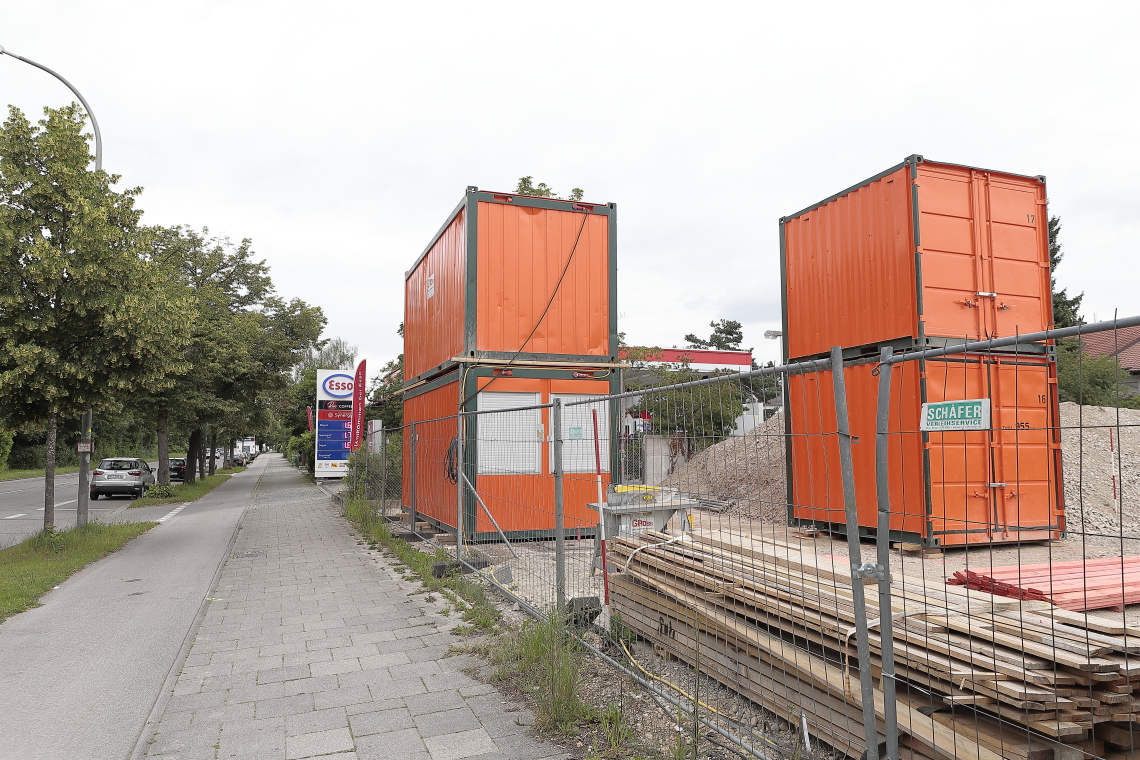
[1,45,101,527]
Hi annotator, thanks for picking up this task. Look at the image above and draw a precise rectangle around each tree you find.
[0,105,194,526]
[684,319,744,351]
[1056,338,1140,409]
[142,226,324,482]
[514,177,584,201]
[1050,216,1084,329]
[292,336,357,382]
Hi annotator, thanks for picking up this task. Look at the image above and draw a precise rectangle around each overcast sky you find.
[4,1,1137,372]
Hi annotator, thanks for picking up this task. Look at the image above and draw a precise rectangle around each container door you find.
[986,356,1061,540]
[914,170,988,341]
[984,180,1051,339]
[916,165,1049,342]
[924,358,994,542]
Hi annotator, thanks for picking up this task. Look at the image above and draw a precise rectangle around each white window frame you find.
[550,394,610,474]
[476,391,542,475]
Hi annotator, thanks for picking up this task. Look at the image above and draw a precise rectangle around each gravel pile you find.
[1059,402,1140,538]
[660,412,787,522]
[656,403,1140,538]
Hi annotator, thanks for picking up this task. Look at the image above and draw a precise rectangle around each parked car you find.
[90,458,156,500]
[169,457,187,482]
[233,454,248,466]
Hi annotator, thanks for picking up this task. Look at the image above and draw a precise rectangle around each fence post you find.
[829,346,882,760]
[456,412,465,561]
[378,426,387,516]
[874,346,899,760]
[553,398,567,613]
[409,422,417,536]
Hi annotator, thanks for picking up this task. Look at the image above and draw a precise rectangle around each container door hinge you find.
[853,562,889,581]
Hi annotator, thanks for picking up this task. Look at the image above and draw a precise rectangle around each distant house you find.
[1080,325,1140,395]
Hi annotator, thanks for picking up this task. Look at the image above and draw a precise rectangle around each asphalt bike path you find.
[0,456,269,760]
[135,455,566,760]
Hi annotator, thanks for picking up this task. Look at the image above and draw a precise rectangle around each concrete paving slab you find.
[136,457,567,760]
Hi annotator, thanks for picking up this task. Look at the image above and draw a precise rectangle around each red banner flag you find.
[351,360,366,449]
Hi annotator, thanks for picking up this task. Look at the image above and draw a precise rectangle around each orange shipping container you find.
[787,354,1064,546]
[405,188,617,383]
[781,156,1053,361]
[402,365,617,539]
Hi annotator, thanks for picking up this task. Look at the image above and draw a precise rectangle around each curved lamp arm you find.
[0,45,102,170]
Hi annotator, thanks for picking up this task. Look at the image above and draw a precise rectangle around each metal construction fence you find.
[348,315,1140,760]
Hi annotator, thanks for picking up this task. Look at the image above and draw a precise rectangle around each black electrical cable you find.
[470,209,591,400]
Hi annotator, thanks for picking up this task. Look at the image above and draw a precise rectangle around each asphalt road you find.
[0,454,269,760]
[0,458,223,548]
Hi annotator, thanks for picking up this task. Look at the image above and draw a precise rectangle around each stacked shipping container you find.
[780,155,1064,546]
[402,187,620,539]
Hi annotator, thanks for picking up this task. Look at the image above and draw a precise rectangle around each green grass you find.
[0,522,156,622]
[0,466,81,482]
[127,467,244,508]
[490,614,598,735]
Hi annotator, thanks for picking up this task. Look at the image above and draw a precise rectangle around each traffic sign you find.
[76,441,94,454]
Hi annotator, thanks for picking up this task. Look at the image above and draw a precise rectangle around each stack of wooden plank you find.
[948,558,1140,612]
[608,529,1140,760]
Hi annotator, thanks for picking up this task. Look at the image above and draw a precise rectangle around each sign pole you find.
[76,411,92,527]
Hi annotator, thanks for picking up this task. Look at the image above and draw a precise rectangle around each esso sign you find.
[322,374,355,398]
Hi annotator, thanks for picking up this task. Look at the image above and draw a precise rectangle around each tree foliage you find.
[292,336,357,383]
[1056,338,1140,409]
[514,177,584,201]
[0,105,195,521]
[1049,215,1084,329]
[0,105,194,428]
[140,226,325,478]
[684,319,744,351]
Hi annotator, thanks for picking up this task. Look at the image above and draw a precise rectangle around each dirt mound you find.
[660,412,787,522]
[1058,402,1140,538]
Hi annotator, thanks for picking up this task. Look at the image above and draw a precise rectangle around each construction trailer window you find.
[476,392,541,474]
[551,394,609,473]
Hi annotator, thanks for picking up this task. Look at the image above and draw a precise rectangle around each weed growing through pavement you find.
[0,522,156,621]
[489,613,597,736]
[342,497,499,636]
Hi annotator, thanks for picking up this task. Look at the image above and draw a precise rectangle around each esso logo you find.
[322,374,355,398]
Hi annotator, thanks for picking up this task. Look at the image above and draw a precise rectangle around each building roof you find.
[1080,325,1140,372]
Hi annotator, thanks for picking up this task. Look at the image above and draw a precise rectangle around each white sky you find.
[3,1,1137,372]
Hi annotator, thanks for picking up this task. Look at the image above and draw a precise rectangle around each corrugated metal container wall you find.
[782,156,1052,360]
[403,189,617,387]
[787,356,1063,546]
[405,209,467,380]
[477,202,611,358]
[464,371,613,538]
[403,367,616,539]
[402,375,461,530]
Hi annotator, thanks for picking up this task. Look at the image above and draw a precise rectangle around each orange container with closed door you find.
[403,365,617,539]
[404,188,617,384]
[787,354,1063,546]
[781,156,1053,362]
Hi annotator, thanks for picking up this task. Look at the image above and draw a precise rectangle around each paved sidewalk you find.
[139,457,567,760]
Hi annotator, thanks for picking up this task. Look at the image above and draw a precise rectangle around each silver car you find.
[90,458,155,500]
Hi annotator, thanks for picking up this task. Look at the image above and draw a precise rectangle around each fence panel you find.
[344,314,1140,760]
